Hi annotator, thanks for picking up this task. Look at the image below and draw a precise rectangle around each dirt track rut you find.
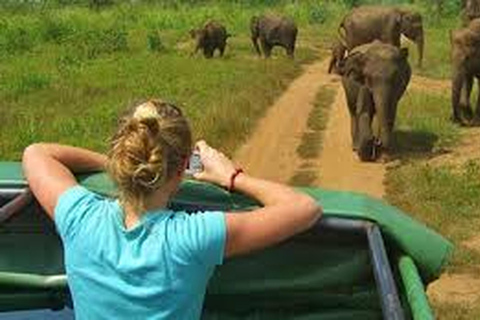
[235,63,480,312]
[235,58,388,198]
[234,59,335,183]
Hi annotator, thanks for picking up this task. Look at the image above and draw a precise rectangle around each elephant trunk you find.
[357,113,376,161]
[356,87,376,161]
[251,36,261,56]
[372,85,396,154]
[250,17,261,56]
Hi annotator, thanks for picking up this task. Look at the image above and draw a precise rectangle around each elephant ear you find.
[343,51,367,84]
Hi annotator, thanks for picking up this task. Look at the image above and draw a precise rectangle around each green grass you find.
[0,2,331,160]
[296,87,335,160]
[410,15,460,79]
[385,89,480,318]
[0,48,318,159]
[392,89,460,158]
[289,87,335,186]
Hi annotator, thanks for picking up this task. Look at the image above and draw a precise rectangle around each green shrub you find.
[72,26,128,59]
[308,2,328,24]
[147,29,165,52]
[0,19,39,54]
[41,15,75,44]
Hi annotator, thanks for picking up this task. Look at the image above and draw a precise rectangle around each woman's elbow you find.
[23,143,42,162]
[298,195,322,228]
[22,143,49,171]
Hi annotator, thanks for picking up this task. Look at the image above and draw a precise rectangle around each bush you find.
[147,29,165,52]
[0,18,39,54]
[308,2,328,24]
[72,27,128,59]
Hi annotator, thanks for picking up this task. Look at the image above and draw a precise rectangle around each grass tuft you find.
[296,87,335,160]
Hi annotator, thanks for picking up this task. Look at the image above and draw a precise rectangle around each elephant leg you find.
[341,77,361,150]
[474,77,480,124]
[452,68,467,124]
[328,57,336,74]
[203,47,212,59]
[260,39,272,58]
[219,44,226,57]
[461,74,474,122]
[286,43,295,59]
[251,36,261,56]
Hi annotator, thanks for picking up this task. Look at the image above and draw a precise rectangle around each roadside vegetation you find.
[386,90,480,319]
[0,0,344,160]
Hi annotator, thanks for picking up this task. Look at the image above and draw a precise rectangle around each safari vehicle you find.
[0,161,451,320]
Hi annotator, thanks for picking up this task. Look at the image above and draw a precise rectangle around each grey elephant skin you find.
[462,0,480,23]
[339,41,411,161]
[451,18,480,125]
[250,15,298,58]
[190,21,230,58]
[328,39,347,74]
[339,6,424,67]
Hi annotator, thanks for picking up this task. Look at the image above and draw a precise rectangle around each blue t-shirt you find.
[54,185,226,320]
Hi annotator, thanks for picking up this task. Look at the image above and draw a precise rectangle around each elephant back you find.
[342,6,400,46]
[203,21,228,41]
[257,15,297,39]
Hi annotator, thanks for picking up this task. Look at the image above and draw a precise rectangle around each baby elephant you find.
[250,15,298,58]
[190,21,230,58]
[451,18,480,125]
[328,39,347,74]
[338,41,411,161]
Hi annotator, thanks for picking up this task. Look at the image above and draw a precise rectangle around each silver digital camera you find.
[185,152,203,176]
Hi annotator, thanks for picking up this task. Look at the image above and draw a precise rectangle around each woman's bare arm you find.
[22,143,107,218]
[193,141,322,258]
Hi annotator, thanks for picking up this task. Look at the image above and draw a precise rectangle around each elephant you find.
[190,21,230,58]
[250,15,298,58]
[462,0,480,23]
[338,41,411,161]
[339,6,424,68]
[328,39,347,74]
[450,18,480,125]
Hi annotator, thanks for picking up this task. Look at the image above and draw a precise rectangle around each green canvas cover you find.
[0,162,452,319]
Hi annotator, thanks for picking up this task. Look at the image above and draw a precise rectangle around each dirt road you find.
[234,59,337,183]
[234,57,387,198]
[235,60,480,313]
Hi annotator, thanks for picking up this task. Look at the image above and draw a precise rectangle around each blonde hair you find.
[107,99,192,212]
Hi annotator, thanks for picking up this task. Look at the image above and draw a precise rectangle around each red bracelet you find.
[228,168,244,192]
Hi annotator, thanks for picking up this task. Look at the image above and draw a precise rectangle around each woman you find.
[22,99,322,319]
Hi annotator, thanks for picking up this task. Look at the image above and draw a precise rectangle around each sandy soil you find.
[235,57,387,199]
[316,79,386,198]
[235,59,480,308]
[234,59,338,183]
[428,273,480,306]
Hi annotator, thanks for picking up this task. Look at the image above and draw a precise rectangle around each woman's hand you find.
[193,140,236,188]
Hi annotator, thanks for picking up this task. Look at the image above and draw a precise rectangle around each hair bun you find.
[139,117,160,135]
[132,163,163,189]
[133,102,159,119]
